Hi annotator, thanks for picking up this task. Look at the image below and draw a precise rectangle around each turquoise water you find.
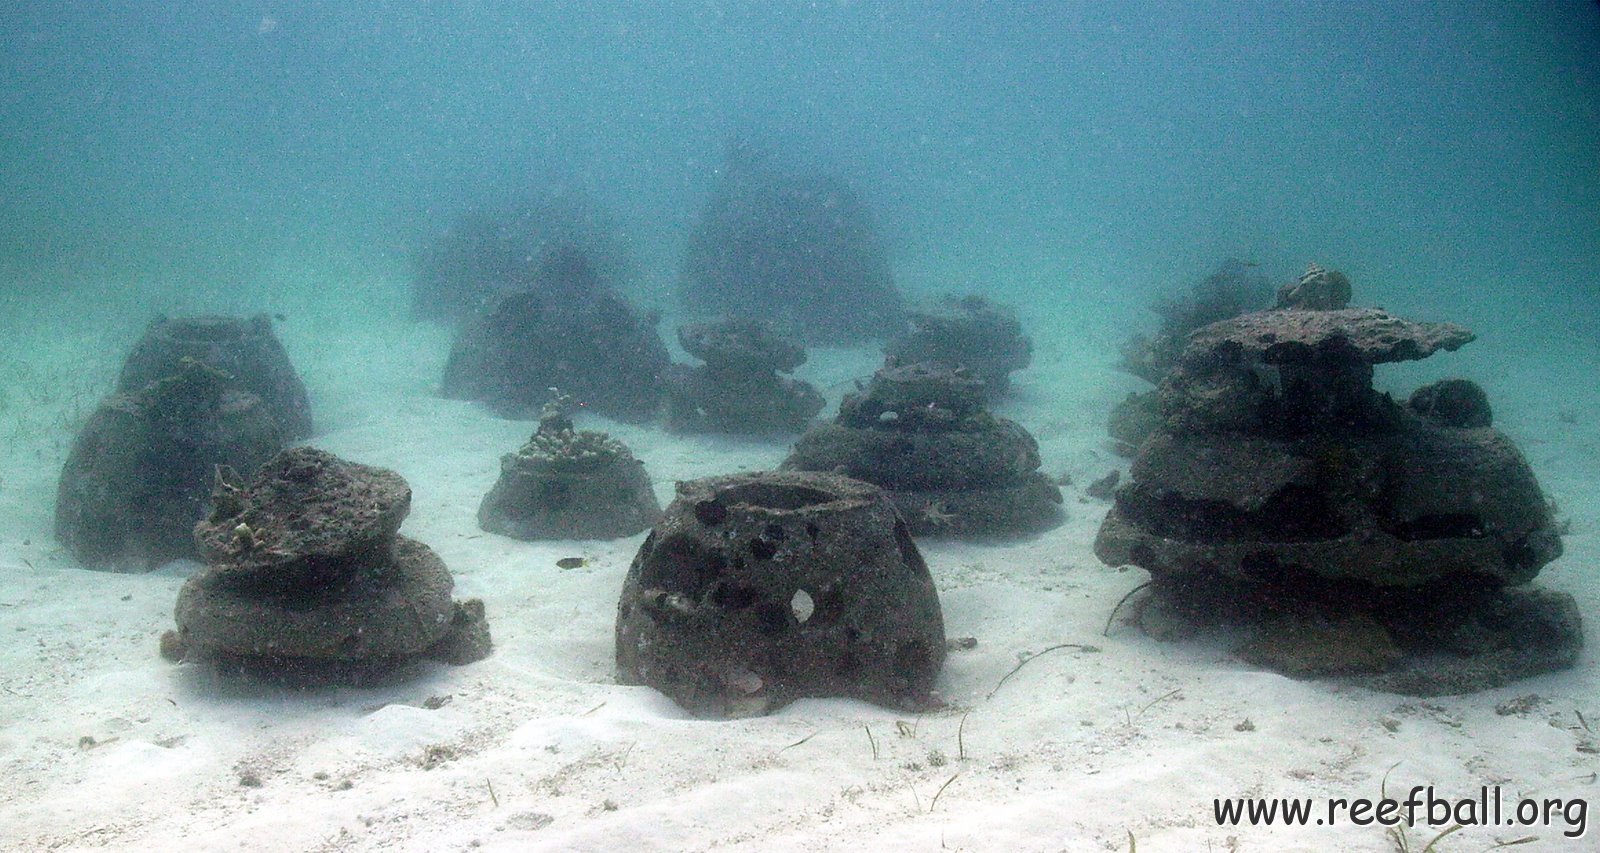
[4,2,1595,459]
[5,3,1596,315]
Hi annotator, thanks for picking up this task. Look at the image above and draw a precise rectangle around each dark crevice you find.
[637,535,725,599]
[1383,513,1483,541]
[1124,485,1347,542]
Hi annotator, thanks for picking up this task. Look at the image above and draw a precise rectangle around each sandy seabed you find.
[0,294,1595,852]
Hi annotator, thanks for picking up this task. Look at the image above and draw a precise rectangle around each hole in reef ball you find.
[790,589,815,623]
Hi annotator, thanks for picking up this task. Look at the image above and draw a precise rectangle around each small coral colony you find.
[52,146,1577,715]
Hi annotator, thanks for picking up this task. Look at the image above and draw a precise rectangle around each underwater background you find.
[6,0,1597,521]
[2,2,1599,850]
[6,2,1597,316]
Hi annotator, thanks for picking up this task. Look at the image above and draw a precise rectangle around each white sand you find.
[0,278,1595,852]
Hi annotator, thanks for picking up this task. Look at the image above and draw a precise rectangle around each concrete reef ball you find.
[680,143,906,344]
[440,247,669,422]
[665,317,825,435]
[1095,268,1574,694]
[885,294,1033,401]
[118,313,313,440]
[56,358,284,571]
[478,409,661,540]
[169,447,491,682]
[615,471,946,718]
[783,360,1063,536]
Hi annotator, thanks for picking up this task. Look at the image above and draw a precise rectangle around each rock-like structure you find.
[441,245,670,422]
[1408,377,1493,429]
[118,313,313,441]
[478,399,661,540]
[783,360,1063,536]
[410,195,633,326]
[1106,394,1163,459]
[885,294,1032,400]
[166,447,491,681]
[1095,270,1577,694]
[1110,259,1272,455]
[615,471,945,717]
[680,143,905,345]
[56,359,284,571]
[1118,259,1274,386]
[665,318,825,435]
[1273,261,1351,310]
